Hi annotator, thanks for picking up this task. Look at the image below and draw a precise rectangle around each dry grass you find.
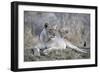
[24,12,90,62]
[24,48,90,62]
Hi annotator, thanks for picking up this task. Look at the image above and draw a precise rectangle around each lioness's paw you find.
[43,49,50,55]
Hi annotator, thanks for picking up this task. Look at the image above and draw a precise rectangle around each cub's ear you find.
[44,23,48,28]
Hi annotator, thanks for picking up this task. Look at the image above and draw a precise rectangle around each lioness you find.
[33,23,87,56]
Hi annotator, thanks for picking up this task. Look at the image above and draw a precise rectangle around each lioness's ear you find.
[44,23,48,28]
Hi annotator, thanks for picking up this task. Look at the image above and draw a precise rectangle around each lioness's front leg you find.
[43,48,52,55]
[32,48,40,56]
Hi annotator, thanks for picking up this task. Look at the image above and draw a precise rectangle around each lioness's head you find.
[44,23,59,39]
